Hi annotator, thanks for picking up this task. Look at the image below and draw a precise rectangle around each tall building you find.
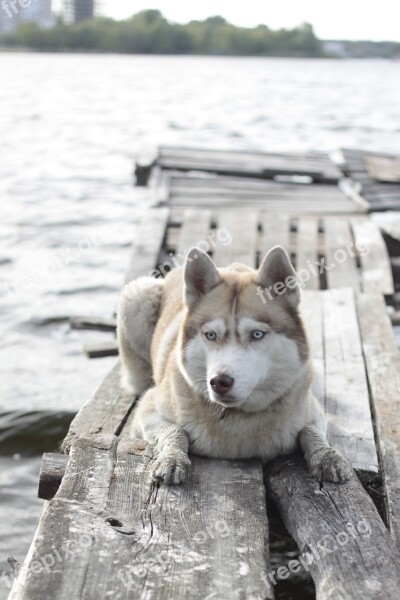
[0,0,54,34]
[62,0,102,24]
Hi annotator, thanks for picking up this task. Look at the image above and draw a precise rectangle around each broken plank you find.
[265,453,400,600]
[357,293,400,547]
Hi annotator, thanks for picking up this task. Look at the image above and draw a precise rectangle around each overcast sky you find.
[101,1,399,41]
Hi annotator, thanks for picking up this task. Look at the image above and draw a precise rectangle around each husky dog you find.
[117,246,352,485]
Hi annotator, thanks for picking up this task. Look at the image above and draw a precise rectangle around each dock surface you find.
[11,144,400,599]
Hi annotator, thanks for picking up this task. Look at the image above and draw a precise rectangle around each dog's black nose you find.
[210,374,234,395]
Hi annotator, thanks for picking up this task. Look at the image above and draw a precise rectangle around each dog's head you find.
[178,247,309,412]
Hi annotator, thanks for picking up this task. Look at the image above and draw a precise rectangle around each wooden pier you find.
[10,145,400,599]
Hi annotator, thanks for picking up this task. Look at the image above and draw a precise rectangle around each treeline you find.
[0,10,324,56]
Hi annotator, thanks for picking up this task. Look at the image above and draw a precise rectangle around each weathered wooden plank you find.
[322,288,378,480]
[125,208,169,283]
[296,218,320,289]
[152,169,172,206]
[161,146,329,164]
[70,316,116,332]
[38,453,69,500]
[160,145,328,161]
[172,181,345,200]
[213,212,259,267]
[10,435,120,600]
[169,198,356,210]
[351,217,394,295]
[61,363,134,453]
[172,175,342,194]
[170,198,353,210]
[135,146,159,186]
[390,311,400,326]
[12,436,272,600]
[84,340,119,359]
[357,293,400,546]
[324,218,360,289]
[365,155,400,183]
[265,454,400,600]
[259,214,290,255]
[302,290,379,480]
[302,289,377,482]
[158,146,341,182]
[341,148,400,211]
[176,209,212,256]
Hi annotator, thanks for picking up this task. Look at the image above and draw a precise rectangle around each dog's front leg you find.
[299,422,352,483]
[151,421,191,485]
[132,388,191,484]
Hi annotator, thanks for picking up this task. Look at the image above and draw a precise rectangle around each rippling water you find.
[1,52,399,598]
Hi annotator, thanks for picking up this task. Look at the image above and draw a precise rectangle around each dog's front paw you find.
[152,450,191,485]
[309,448,352,483]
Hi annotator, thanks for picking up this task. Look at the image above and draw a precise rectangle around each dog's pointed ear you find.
[184,248,221,308]
[257,246,300,307]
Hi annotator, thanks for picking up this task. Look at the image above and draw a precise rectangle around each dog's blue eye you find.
[251,330,265,340]
[205,331,217,341]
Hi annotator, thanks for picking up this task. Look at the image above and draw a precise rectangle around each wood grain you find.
[265,454,400,600]
[321,288,378,481]
[357,293,400,547]
[301,289,378,481]
[12,436,272,600]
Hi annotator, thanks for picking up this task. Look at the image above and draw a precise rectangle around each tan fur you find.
[118,247,352,485]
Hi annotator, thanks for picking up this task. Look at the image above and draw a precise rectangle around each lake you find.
[0,52,399,598]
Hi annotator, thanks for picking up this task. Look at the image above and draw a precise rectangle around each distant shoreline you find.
[1,11,399,59]
[0,48,398,59]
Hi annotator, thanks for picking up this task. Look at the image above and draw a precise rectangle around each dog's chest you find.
[182,408,300,462]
